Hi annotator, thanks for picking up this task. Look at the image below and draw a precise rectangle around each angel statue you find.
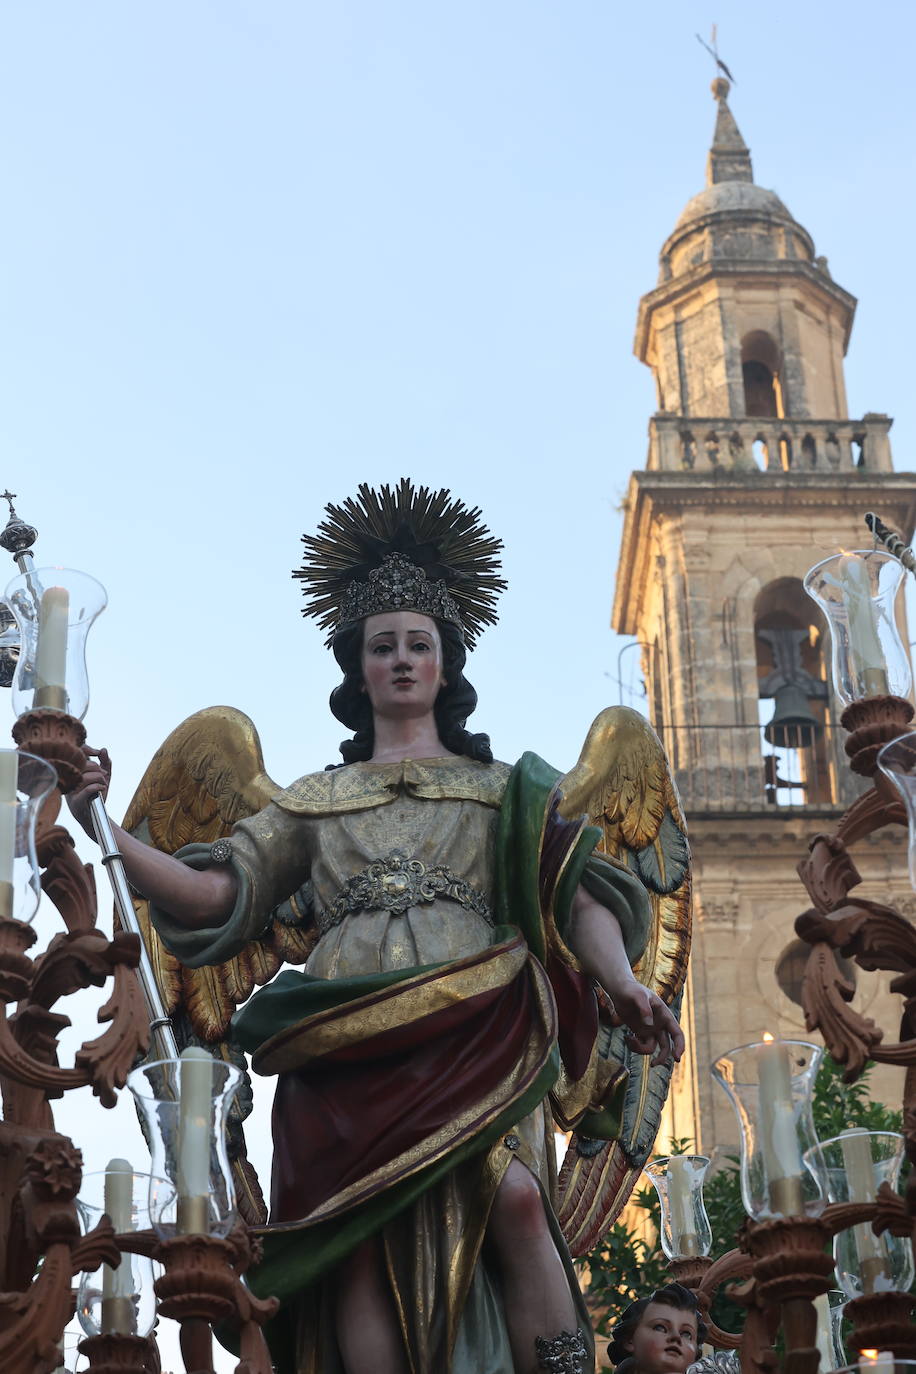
[68,480,691,1374]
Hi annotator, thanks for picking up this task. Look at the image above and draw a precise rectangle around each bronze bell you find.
[764,682,822,748]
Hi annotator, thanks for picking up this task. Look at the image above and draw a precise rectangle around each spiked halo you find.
[294,480,506,648]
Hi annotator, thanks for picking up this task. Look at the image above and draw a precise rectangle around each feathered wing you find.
[120,706,318,1224]
[553,706,691,1257]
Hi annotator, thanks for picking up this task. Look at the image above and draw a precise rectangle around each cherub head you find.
[606,1283,706,1374]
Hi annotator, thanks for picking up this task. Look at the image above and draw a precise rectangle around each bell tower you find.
[614,80,916,1152]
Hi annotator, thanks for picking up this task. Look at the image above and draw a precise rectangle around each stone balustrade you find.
[656,722,859,813]
[648,412,893,474]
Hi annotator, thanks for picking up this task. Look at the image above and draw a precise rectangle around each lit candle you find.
[35,586,69,711]
[666,1157,699,1255]
[840,1130,887,1291]
[861,1351,895,1374]
[838,555,889,696]
[101,1158,134,1335]
[758,1034,805,1213]
[0,753,17,921]
[177,1047,212,1234]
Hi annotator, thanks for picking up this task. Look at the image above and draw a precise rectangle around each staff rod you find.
[89,795,179,1062]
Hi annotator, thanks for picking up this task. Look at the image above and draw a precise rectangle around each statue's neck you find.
[370,712,453,764]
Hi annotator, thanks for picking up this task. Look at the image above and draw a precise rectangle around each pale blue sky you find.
[3,4,914,1365]
[4,2,915,798]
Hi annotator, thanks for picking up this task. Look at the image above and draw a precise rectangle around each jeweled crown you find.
[295,480,505,648]
[337,552,462,629]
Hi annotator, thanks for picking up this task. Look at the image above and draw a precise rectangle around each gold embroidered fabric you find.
[273,755,511,815]
[212,759,513,981]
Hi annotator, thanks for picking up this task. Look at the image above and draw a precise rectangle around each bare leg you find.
[487,1158,586,1373]
[335,1237,409,1374]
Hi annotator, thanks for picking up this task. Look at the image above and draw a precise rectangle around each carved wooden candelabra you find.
[0,709,277,1374]
[796,693,916,1356]
[664,693,916,1370]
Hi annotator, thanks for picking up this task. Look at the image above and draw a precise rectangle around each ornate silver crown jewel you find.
[294,479,506,648]
[337,552,463,629]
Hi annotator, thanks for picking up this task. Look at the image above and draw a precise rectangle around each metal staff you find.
[88,795,178,1061]
[0,494,178,1062]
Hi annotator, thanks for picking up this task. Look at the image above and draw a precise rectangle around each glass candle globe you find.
[877,733,916,891]
[50,1331,86,1373]
[814,1289,848,1373]
[127,1052,242,1238]
[711,1038,827,1219]
[643,1155,713,1258]
[808,1130,914,1301]
[75,1167,161,1338]
[0,750,58,924]
[4,567,107,720]
[803,550,910,705]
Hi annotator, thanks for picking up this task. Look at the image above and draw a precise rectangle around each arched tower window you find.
[742,331,785,418]
[754,579,833,805]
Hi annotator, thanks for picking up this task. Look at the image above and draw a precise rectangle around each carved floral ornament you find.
[0,708,278,1374]
[655,691,916,1365]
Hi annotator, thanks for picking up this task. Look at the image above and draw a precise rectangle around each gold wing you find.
[121,705,318,1223]
[553,706,691,1257]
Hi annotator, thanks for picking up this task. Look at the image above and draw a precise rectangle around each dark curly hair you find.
[327,617,493,765]
[606,1283,707,1371]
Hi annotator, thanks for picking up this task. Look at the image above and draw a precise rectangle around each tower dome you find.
[634,78,858,421]
[658,79,817,285]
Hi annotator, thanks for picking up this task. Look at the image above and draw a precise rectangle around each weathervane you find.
[696,25,736,84]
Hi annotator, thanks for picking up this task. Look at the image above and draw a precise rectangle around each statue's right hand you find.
[67,747,112,836]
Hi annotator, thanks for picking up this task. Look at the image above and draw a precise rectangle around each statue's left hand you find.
[566,885,686,1068]
[606,977,685,1068]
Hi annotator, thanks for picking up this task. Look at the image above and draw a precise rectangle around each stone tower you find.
[613,80,916,1153]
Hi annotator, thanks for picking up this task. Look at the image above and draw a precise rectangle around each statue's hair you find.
[327,617,493,766]
[606,1283,707,1370]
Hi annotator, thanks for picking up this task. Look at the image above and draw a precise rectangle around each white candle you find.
[0,753,17,921]
[666,1156,697,1252]
[813,1293,834,1371]
[758,1035,804,1208]
[838,555,889,696]
[101,1157,134,1334]
[35,586,69,710]
[841,1128,876,1203]
[840,1130,886,1287]
[177,1047,212,1233]
[861,1352,895,1374]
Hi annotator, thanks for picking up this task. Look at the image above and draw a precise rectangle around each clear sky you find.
[3,3,915,1366]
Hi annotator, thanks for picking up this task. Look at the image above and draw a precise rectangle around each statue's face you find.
[624,1302,698,1374]
[361,611,445,721]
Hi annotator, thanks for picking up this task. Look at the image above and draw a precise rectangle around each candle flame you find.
[762,1032,775,1042]
[861,1354,879,1362]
